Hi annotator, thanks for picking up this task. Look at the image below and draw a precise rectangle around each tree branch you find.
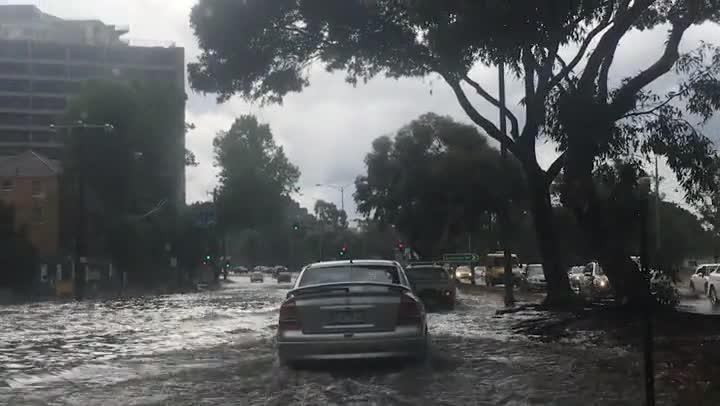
[522,46,540,153]
[598,54,615,101]
[546,152,567,186]
[444,76,518,157]
[462,75,520,140]
[579,0,654,90]
[539,40,560,88]
[542,5,614,97]
[619,91,684,120]
[610,1,699,117]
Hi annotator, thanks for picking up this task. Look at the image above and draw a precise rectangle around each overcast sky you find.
[20,0,720,217]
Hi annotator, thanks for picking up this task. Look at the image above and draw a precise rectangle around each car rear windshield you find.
[526,265,543,276]
[298,265,400,287]
[406,267,448,280]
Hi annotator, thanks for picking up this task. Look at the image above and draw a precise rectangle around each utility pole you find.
[213,188,220,282]
[315,183,348,214]
[73,127,86,301]
[340,186,345,213]
[51,122,114,300]
[499,62,515,306]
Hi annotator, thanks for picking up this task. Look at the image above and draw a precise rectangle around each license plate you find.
[330,310,365,324]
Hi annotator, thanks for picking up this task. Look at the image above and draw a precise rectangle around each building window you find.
[32,201,44,223]
[32,180,43,197]
[1,179,12,192]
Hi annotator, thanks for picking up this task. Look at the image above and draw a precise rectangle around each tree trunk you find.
[528,177,572,306]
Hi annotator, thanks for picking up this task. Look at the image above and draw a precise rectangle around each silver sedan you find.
[276,259,429,366]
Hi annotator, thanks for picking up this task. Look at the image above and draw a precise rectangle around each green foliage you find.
[354,113,525,257]
[0,202,37,291]
[63,80,186,278]
[314,200,347,230]
[213,115,300,230]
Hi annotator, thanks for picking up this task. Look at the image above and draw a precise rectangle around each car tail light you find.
[279,298,299,330]
[397,293,422,326]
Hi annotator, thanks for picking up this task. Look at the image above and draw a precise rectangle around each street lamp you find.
[315,183,351,213]
[49,121,114,301]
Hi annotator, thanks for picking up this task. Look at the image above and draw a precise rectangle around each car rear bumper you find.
[277,335,427,362]
[418,291,455,307]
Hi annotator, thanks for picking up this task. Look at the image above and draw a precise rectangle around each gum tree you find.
[189,0,720,305]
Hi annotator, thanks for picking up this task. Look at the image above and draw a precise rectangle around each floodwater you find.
[0,275,704,405]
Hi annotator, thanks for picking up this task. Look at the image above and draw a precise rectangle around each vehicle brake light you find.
[279,298,299,330]
[397,293,422,325]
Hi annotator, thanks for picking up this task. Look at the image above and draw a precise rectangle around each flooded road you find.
[0,276,687,405]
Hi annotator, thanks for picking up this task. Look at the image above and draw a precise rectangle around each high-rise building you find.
[0,5,185,203]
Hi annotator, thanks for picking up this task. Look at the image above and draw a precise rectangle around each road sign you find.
[442,253,480,262]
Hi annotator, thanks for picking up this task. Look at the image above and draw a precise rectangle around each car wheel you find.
[710,287,719,307]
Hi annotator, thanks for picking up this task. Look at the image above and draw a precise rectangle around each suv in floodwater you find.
[405,264,457,310]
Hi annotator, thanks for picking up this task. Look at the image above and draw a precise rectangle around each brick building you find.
[0,150,61,256]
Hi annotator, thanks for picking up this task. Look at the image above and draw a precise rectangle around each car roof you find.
[405,264,444,270]
[487,253,518,258]
[305,259,400,269]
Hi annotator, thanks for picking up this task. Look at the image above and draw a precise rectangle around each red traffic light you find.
[397,241,404,250]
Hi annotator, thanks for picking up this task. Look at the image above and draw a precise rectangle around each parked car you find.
[570,262,611,299]
[706,267,720,306]
[689,264,718,296]
[521,264,546,291]
[405,264,457,310]
[484,252,522,286]
[250,271,264,283]
[233,265,248,274]
[276,259,428,366]
[277,272,292,283]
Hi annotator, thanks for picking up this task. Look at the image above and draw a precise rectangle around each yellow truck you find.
[484,252,523,287]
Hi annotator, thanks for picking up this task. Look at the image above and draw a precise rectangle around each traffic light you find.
[224,261,231,269]
[292,223,300,231]
[339,243,348,258]
[397,241,405,251]
[203,254,212,265]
